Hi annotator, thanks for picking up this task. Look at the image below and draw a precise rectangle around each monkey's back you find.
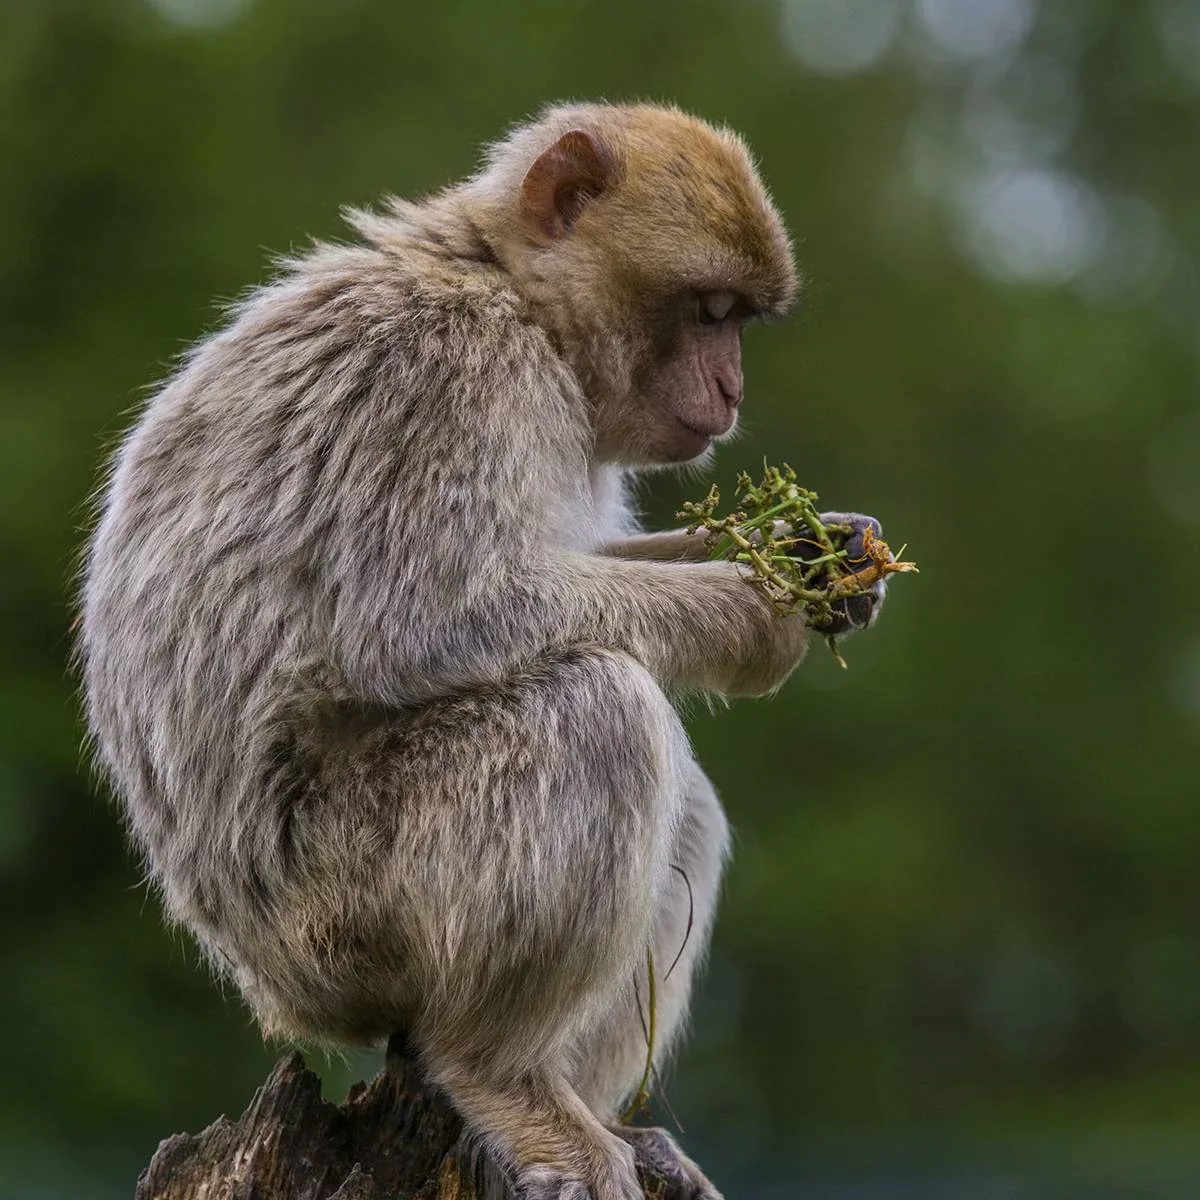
[79,234,589,1023]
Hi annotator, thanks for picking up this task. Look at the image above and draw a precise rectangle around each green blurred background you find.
[4,0,1200,1195]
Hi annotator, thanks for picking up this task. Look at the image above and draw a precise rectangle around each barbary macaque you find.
[79,103,886,1199]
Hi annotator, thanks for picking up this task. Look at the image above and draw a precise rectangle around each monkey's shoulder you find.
[266,239,550,365]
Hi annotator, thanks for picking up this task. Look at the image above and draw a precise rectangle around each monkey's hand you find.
[791,512,888,636]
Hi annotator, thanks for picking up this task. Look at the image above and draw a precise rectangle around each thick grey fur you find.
[78,102,883,1200]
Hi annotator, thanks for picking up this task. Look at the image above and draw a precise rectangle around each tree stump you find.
[136,1035,675,1199]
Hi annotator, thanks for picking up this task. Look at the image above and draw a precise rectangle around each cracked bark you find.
[136,1035,674,1199]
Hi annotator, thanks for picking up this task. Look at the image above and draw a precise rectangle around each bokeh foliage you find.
[3,0,1200,1195]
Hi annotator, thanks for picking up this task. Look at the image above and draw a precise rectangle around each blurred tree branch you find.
[136,1035,676,1199]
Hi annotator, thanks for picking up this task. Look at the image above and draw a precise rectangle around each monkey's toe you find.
[519,1176,591,1200]
[517,1155,643,1200]
[613,1127,724,1200]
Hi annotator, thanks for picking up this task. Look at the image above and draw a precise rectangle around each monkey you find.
[78,102,887,1200]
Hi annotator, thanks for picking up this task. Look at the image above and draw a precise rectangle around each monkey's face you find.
[645,292,747,463]
[545,223,791,468]
[590,289,753,467]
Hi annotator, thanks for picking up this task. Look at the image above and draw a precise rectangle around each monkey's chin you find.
[667,419,717,462]
[655,438,713,467]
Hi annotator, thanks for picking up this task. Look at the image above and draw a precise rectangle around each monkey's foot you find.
[612,1127,724,1200]
[516,1173,591,1200]
[517,1150,644,1200]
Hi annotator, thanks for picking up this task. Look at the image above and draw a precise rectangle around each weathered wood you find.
[136,1035,673,1199]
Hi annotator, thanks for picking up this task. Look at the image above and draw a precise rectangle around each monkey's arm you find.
[600,530,712,562]
[330,541,805,703]
[531,553,809,696]
[601,519,802,563]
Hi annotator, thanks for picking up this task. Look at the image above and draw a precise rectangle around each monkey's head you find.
[464,104,798,467]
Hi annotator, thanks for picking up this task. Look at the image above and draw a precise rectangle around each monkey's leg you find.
[388,647,692,1200]
[570,759,730,1199]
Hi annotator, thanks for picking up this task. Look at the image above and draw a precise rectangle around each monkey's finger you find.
[827,513,885,573]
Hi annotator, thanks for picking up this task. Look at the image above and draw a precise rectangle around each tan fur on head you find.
[463,101,797,312]
[614,106,797,312]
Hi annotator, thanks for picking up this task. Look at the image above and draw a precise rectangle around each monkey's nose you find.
[717,371,743,408]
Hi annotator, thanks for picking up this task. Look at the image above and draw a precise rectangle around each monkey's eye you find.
[697,292,737,326]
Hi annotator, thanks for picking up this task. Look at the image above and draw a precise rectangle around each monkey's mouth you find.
[675,412,736,442]
[675,418,712,443]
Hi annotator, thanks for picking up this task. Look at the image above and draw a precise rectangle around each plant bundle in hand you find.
[677,464,917,665]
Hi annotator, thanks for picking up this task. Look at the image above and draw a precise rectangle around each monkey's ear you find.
[521,130,613,241]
